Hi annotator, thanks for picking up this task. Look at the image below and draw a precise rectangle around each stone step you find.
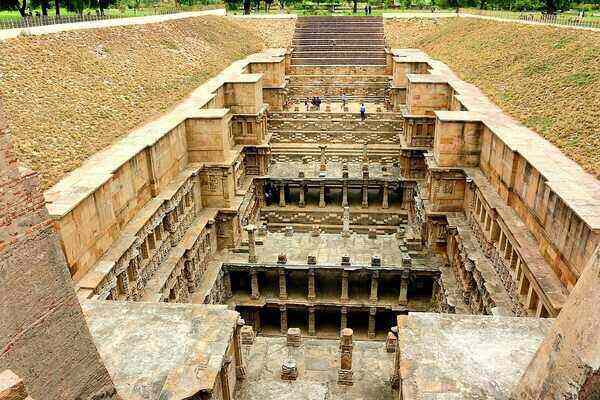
[288,74,390,84]
[294,45,385,52]
[291,58,387,66]
[268,111,400,120]
[292,51,387,59]
[289,65,388,76]
[294,32,384,39]
[295,28,384,33]
[293,39,384,46]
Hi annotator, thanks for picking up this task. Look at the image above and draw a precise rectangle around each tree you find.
[55,0,61,16]
[352,0,357,12]
[243,0,250,13]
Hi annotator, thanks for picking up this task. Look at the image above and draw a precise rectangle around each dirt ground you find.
[0,16,295,189]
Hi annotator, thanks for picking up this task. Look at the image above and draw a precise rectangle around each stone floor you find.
[397,312,554,399]
[236,336,396,400]
[226,231,433,268]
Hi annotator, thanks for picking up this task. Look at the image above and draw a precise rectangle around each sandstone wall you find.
[394,49,599,316]
[0,97,117,399]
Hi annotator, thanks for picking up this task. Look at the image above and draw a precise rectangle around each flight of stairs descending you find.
[287,74,389,103]
[292,16,386,66]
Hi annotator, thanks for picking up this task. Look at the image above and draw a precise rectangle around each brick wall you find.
[0,97,118,400]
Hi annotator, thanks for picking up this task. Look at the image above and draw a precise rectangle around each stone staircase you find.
[287,74,389,103]
[292,16,386,66]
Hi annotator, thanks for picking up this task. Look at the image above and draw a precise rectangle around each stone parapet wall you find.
[45,49,287,282]
[392,49,599,301]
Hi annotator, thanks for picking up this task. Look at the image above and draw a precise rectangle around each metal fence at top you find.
[0,7,215,30]
[460,7,600,30]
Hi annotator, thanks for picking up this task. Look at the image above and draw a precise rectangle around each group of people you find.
[304,93,368,121]
[364,4,373,14]
[305,96,323,111]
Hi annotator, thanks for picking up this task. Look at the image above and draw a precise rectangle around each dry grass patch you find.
[385,18,600,177]
[230,17,296,48]
[0,16,291,189]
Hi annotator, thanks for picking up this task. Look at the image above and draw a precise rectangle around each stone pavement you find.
[236,336,395,400]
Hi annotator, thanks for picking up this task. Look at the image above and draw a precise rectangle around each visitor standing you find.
[365,5,368,14]
[368,4,372,14]
[305,99,309,112]
[360,103,366,121]
[341,93,347,109]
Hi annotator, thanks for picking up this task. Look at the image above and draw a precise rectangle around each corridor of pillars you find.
[265,181,414,209]
[225,268,424,306]
[236,304,400,340]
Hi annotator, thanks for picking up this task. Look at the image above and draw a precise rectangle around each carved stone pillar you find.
[308,306,316,336]
[340,307,348,330]
[382,182,389,209]
[341,271,349,302]
[368,307,376,339]
[342,181,348,207]
[256,180,266,208]
[223,270,232,298]
[370,271,379,303]
[308,268,316,300]
[254,310,261,332]
[222,169,231,208]
[337,328,354,385]
[280,305,288,334]
[279,269,288,300]
[399,270,409,306]
[362,182,369,208]
[319,145,327,172]
[234,319,247,379]
[299,183,305,208]
[279,182,286,207]
[250,270,260,300]
[319,182,326,208]
[245,224,257,263]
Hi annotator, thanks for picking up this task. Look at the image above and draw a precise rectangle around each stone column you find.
[280,305,288,334]
[308,268,316,300]
[234,319,248,379]
[337,328,354,385]
[342,206,351,238]
[340,307,348,330]
[362,182,369,208]
[370,271,379,303]
[254,310,261,332]
[341,271,349,302]
[319,145,327,172]
[342,181,348,207]
[382,182,389,209]
[250,270,260,300]
[319,182,326,208]
[299,183,305,208]
[368,307,376,339]
[222,169,231,208]
[279,181,286,207]
[399,270,409,306]
[223,270,233,298]
[245,224,257,263]
[308,307,316,336]
[279,269,288,300]
[256,180,266,208]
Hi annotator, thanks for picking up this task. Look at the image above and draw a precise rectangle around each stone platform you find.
[236,336,395,400]
[82,301,240,400]
[396,313,553,399]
